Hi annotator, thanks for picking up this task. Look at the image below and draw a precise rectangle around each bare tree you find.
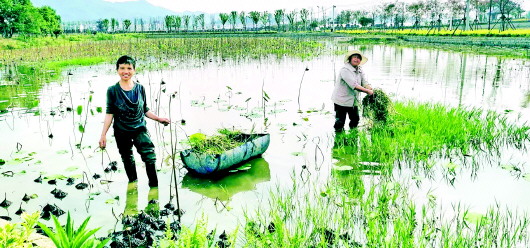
[407,1,427,29]
[447,0,465,30]
[426,0,445,32]
[381,3,396,28]
[470,0,490,24]
[496,0,521,31]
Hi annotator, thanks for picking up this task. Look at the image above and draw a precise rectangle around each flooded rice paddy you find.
[1,41,529,240]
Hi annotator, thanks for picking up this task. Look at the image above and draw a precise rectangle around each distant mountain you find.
[31,0,192,22]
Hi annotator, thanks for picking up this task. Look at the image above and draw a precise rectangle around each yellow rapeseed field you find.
[337,28,530,37]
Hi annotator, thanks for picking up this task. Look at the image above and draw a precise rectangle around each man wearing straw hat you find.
[332,50,373,132]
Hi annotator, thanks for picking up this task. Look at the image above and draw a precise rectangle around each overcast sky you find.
[105,0,530,14]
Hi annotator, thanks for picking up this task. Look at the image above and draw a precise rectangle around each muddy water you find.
[0,44,529,234]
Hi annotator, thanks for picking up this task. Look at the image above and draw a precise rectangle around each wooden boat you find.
[180,133,270,175]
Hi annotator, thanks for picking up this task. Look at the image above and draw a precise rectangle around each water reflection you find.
[123,182,159,216]
[181,158,270,201]
[0,64,59,111]
[332,132,382,176]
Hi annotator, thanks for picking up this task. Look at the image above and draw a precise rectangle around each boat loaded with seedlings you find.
[180,129,270,175]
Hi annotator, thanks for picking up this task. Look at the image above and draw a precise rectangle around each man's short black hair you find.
[116,55,136,70]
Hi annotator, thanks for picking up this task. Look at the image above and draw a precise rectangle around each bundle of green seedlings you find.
[188,128,245,155]
[361,88,392,123]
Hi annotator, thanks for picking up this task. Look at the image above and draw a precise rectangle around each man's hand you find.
[158,117,170,126]
[99,136,107,149]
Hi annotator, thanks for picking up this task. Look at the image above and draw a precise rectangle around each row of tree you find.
[363,0,526,31]
[89,0,526,34]
[1,0,527,37]
[0,0,62,38]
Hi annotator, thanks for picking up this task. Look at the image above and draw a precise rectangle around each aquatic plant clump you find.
[362,88,391,123]
[188,129,245,155]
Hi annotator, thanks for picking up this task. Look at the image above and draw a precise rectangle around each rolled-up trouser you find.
[333,104,359,132]
[114,129,158,187]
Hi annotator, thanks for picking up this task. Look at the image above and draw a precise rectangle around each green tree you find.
[300,8,309,31]
[309,20,319,30]
[229,11,238,30]
[175,16,182,32]
[164,15,174,32]
[1,0,61,37]
[286,10,297,31]
[123,19,131,32]
[0,0,18,37]
[337,10,353,29]
[111,18,118,32]
[274,9,285,31]
[192,15,199,30]
[15,6,45,36]
[249,11,261,31]
[260,11,270,31]
[183,15,190,31]
[239,11,246,30]
[101,18,109,32]
[358,16,373,27]
[37,6,61,36]
[219,13,229,30]
[197,13,205,31]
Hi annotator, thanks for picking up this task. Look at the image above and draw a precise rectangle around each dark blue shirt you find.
[106,83,149,132]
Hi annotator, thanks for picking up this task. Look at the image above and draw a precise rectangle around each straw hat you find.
[344,50,368,65]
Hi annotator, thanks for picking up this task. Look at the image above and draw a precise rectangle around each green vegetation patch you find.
[188,129,244,155]
[45,57,108,70]
[338,101,530,165]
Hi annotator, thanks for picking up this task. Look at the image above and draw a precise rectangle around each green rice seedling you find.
[342,101,530,170]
